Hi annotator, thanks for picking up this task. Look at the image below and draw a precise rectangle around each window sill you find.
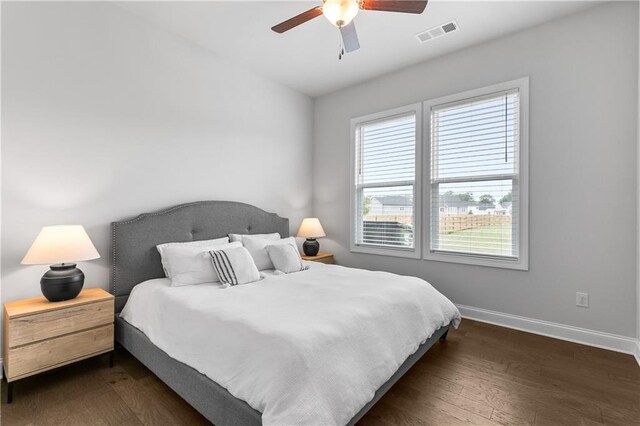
[423,251,528,270]
[350,244,421,259]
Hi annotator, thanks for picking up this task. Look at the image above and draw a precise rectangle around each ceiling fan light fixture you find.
[322,0,360,28]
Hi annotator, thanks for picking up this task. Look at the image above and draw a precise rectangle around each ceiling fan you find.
[271,0,428,58]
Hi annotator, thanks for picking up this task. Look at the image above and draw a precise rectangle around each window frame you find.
[350,103,423,259]
[423,77,529,270]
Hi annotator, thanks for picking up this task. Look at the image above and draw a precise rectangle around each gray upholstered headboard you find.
[110,201,289,312]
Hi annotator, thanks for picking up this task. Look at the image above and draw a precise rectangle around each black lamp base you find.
[302,238,320,256]
[40,263,85,302]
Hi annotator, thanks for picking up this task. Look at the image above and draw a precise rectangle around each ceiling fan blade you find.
[271,6,323,33]
[340,22,360,53]
[360,0,428,14]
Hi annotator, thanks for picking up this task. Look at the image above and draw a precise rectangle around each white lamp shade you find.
[22,225,100,265]
[297,218,326,238]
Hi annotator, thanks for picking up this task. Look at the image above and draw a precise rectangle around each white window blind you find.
[430,89,520,260]
[354,112,417,250]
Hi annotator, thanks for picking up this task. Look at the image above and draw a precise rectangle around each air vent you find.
[416,20,459,44]
[442,22,457,33]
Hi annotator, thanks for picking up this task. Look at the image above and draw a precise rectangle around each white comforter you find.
[121,262,460,425]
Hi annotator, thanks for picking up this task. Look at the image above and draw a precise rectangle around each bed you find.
[111,201,460,425]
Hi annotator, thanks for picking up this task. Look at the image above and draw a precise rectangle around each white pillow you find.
[157,240,241,286]
[157,236,229,275]
[157,236,230,275]
[266,244,306,274]
[242,236,297,271]
[209,246,261,286]
[229,233,280,243]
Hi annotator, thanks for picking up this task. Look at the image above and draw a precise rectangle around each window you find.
[350,104,422,258]
[350,79,528,269]
[425,78,528,269]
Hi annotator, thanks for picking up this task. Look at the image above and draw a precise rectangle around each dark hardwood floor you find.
[1,319,638,425]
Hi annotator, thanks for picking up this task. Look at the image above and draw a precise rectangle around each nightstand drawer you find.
[7,324,114,380]
[8,299,114,347]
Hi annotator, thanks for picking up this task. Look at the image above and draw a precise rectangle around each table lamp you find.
[22,225,100,302]
[297,218,326,256]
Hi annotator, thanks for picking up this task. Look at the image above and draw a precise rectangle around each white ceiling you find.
[117,1,600,97]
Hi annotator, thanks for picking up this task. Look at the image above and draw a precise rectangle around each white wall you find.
[314,2,638,338]
[1,1,313,308]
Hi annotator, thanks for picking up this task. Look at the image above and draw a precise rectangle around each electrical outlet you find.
[576,292,589,308]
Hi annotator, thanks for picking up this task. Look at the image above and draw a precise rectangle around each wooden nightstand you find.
[301,252,334,264]
[2,288,114,403]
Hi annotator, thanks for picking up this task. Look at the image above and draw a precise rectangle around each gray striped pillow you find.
[208,246,261,286]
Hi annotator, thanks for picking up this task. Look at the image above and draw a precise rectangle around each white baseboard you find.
[457,304,640,367]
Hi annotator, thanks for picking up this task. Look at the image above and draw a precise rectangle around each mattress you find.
[121,261,461,425]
